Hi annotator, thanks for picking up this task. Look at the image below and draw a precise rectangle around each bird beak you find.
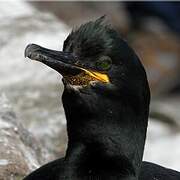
[25,43,109,85]
[25,44,82,76]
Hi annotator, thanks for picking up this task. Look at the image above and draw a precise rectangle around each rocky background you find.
[0,2,180,179]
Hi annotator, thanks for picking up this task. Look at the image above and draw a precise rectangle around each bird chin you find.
[62,77,98,92]
[67,84,84,91]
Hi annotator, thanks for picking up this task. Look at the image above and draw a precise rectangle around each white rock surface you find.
[0,94,49,180]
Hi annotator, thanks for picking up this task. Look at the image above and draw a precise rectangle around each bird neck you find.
[62,89,149,179]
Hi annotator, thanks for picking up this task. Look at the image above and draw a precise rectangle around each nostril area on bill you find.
[34,54,48,61]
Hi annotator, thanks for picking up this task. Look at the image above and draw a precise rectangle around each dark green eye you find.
[96,56,112,71]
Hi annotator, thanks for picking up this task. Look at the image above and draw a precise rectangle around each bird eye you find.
[96,56,112,71]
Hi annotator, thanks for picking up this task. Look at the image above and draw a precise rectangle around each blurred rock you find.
[150,95,180,128]
[30,2,129,36]
[129,18,180,95]
[144,117,180,170]
[0,1,67,159]
[0,93,49,180]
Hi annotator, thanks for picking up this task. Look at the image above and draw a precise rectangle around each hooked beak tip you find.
[24,43,40,58]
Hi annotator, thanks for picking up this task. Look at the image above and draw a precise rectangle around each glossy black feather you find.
[24,17,180,180]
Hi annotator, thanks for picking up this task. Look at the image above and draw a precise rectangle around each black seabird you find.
[24,17,180,180]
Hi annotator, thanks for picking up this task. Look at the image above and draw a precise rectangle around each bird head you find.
[25,16,149,103]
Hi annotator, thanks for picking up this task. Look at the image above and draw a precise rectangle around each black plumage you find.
[24,17,180,180]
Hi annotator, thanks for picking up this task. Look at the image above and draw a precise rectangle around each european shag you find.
[24,17,180,180]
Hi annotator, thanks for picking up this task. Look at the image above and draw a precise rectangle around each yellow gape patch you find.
[64,68,109,86]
